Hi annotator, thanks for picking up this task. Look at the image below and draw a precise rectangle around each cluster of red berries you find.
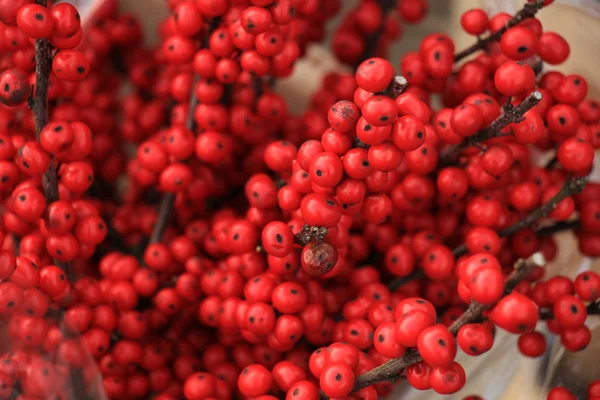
[331,0,428,66]
[0,0,598,399]
[0,0,90,108]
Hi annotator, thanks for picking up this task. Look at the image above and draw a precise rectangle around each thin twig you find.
[384,75,408,99]
[439,91,542,164]
[354,0,397,68]
[540,301,600,320]
[454,0,546,63]
[147,18,220,245]
[354,255,543,391]
[389,177,586,288]
[30,0,69,273]
[149,193,175,244]
[252,75,264,103]
[498,177,587,238]
[535,219,580,236]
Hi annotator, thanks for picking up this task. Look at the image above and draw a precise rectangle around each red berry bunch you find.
[331,0,428,66]
[0,0,598,399]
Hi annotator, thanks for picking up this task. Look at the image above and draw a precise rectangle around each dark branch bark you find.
[535,219,580,237]
[355,256,541,391]
[148,18,220,245]
[389,177,586,291]
[540,301,600,320]
[149,193,175,245]
[354,0,397,68]
[454,0,546,63]
[498,177,587,238]
[439,91,543,164]
[384,75,408,99]
[31,0,69,273]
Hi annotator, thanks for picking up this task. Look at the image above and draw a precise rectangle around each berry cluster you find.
[331,0,428,66]
[0,0,598,399]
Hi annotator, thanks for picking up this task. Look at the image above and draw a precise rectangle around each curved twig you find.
[454,0,546,63]
[355,255,543,391]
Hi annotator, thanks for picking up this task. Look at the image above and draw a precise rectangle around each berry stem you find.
[354,255,544,391]
[252,75,264,104]
[540,300,600,319]
[453,0,546,63]
[497,176,587,238]
[147,18,220,245]
[384,75,408,98]
[30,0,69,273]
[535,218,580,236]
[354,0,397,68]
[388,178,586,292]
[439,90,543,164]
[294,225,328,246]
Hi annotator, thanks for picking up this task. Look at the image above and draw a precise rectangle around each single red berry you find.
[430,362,466,395]
[52,49,90,82]
[417,324,457,367]
[355,57,394,93]
[457,323,494,356]
[50,2,81,39]
[362,96,398,127]
[560,325,591,352]
[489,292,539,334]
[16,4,54,39]
[0,69,29,106]
[557,138,594,172]
[460,9,489,36]
[500,26,538,60]
[553,294,587,329]
[238,364,272,397]
[391,115,426,151]
[537,32,570,65]
[395,309,435,347]
[319,363,355,398]
[406,361,432,390]
[494,61,536,96]
[518,331,547,357]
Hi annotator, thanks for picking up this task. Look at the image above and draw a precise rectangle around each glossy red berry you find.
[52,50,90,82]
[16,4,54,39]
[494,61,536,96]
[460,9,489,35]
[319,363,355,398]
[238,364,272,397]
[356,58,394,93]
[518,331,547,357]
[417,324,457,367]
[489,292,539,334]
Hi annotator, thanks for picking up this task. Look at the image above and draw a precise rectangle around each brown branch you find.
[540,301,600,320]
[148,193,175,244]
[439,91,542,164]
[454,0,546,63]
[384,75,408,99]
[355,255,543,391]
[252,75,264,103]
[535,219,580,237]
[388,177,586,293]
[30,0,70,273]
[354,0,397,68]
[498,177,587,238]
[148,18,221,245]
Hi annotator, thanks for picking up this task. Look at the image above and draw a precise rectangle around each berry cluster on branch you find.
[0,0,599,399]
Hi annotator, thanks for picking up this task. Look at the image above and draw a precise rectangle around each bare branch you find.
[439,91,542,164]
[355,255,543,391]
[454,0,546,63]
